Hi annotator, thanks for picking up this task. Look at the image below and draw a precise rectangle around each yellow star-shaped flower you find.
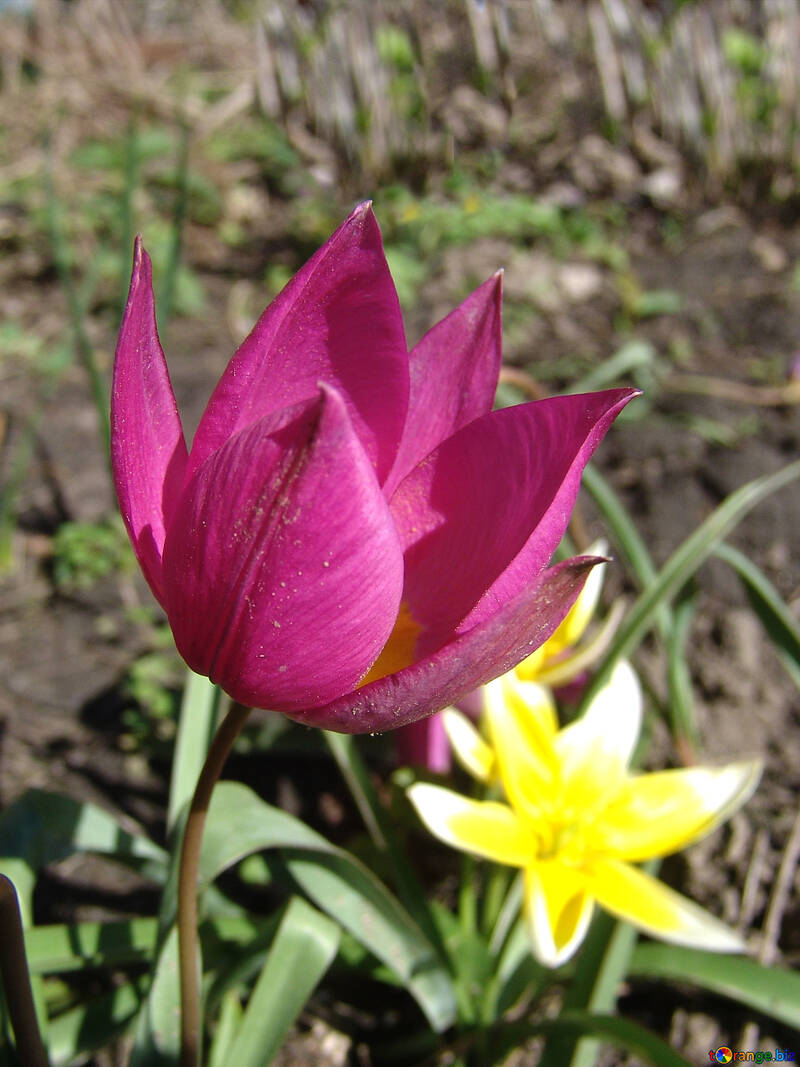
[408,661,761,967]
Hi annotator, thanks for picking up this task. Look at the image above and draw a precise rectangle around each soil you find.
[0,3,799,1065]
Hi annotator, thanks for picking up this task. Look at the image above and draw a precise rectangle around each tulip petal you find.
[162,384,404,710]
[588,858,744,952]
[553,540,609,648]
[286,555,597,733]
[188,203,408,485]
[390,390,637,657]
[593,761,762,862]
[442,708,495,782]
[407,783,534,867]
[523,861,595,967]
[385,273,503,495]
[393,712,452,773]
[111,238,188,603]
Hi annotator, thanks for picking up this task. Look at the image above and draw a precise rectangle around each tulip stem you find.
[177,700,252,1067]
[0,875,49,1067]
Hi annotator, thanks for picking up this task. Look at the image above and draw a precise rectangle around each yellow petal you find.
[407,783,534,867]
[593,761,762,862]
[523,861,595,967]
[588,857,744,952]
[441,708,494,783]
[553,540,609,649]
[517,546,608,677]
[555,660,642,813]
[535,599,626,688]
[485,675,559,818]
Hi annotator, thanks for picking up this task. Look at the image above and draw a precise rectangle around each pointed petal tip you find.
[129,235,151,290]
[349,200,376,225]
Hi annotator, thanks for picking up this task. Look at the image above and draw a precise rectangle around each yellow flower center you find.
[359,601,422,686]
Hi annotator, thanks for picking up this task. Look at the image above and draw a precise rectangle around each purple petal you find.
[188,203,409,486]
[162,385,404,710]
[394,712,452,773]
[384,273,503,496]
[286,556,597,733]
[111,237,188,604]
[390,389,637,659]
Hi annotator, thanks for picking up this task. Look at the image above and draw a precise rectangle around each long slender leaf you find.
[24,915,264,975]
[157,121,191,334]
[489,1010,692,1067]
[666,584,701,754]
[131,779,456,1064]
[207,991,243,1067]
[0,790,167,877]
[323,732,441,948]
[714,541,800,691]
[200,782,456,1032]
[631,943,800,1029]
[47,978,147,1067]
[581,458,800,708]
[226,897,339,1067]
[168,671,221,834]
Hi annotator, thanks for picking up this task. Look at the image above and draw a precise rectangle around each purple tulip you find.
[112,203,636,733]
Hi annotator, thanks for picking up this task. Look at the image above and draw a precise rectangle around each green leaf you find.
[0,790,167,878]
[225,898,339,1067]
[47,978,147,1067]
[25,915,266,975]
[714,541,800,690]
[323,732,443,953]
[631,943,800,1029]
[490,1010,692,1067]
[580,463,672,643]
[581,458,800,707]
[572,340,657,393]
[200,782,456,1032]
[130,780,455,1064]
[538,910,640,1067]
[666,584,701,753]
[207,990,243,1067]
[168,670,221,833]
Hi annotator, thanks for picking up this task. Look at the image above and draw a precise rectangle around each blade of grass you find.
[580,463,671,642]
[157,121,191,336]
[581,458,800,708]
[43,140,110,459]
[714,541,800,690]
[490,1010,693,1067]
[119,114,140,322]
[666,583,701,760]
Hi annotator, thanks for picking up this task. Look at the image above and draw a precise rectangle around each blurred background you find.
[0,2,799,1062]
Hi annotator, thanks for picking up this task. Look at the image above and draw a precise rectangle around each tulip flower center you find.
[359,601,422,686]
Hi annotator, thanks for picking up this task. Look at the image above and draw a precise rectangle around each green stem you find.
[177,702,252,1067]
[0,875,49,1067]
